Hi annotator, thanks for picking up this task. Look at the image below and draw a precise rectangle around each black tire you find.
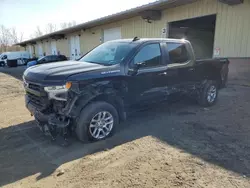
[75,101,119,142]
[198,80,218,107]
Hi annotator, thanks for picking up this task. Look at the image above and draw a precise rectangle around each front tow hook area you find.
[49,115,71,147]
[36,115,71,147]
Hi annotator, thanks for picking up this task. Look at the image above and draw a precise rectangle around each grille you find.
[27,92,43,107]
[28,83,41,91]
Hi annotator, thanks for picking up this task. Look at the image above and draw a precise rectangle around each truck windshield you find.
[79,41,136,65]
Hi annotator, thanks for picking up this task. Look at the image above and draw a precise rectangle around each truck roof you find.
[110,38,188,44]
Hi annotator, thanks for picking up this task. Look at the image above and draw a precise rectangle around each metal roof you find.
[16,0,197,46]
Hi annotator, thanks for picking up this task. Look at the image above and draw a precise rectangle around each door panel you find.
[28,46,33,57]
[45,42,50,55]
[38,43,43,57]
[51,41,57,55]
[126,66,168,108]
[75,36,81,59]
[70,36,75,60]
[70,36,81,60]
[139,67,169,103]
[165,42,195,90]
[126,43,168,107]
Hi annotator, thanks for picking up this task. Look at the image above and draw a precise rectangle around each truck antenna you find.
[132,37,139,42]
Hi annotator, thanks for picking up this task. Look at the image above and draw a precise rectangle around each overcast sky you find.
[0,0,155,40]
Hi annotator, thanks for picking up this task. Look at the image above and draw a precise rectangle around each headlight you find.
[44,82,72,101]
[44,82,72,92]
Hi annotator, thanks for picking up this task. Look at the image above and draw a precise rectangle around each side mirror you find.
[135,61,146,69]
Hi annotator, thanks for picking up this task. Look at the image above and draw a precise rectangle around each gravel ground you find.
[0,60,250,188]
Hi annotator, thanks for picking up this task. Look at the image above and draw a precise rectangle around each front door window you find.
[134,43,161,68]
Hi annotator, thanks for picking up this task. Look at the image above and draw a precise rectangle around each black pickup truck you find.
[23,38,229,143]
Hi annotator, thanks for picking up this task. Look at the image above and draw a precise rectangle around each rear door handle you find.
[188,68,195,71]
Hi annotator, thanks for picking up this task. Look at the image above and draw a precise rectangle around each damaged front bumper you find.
[25,95,73,140]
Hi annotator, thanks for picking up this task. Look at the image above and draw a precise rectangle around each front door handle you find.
[188,68,195,71]
[159,72,167,76]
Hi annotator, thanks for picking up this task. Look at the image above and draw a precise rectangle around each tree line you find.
[30,21,77,38]
[0,21,76,52]
[0,25,23,51]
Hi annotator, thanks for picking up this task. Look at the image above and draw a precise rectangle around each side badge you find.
[101,70,121,75]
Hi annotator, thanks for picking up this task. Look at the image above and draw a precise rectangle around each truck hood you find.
[24,61,110,82]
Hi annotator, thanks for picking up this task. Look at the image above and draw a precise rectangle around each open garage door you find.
[104,27,121,42]
[168,15,216,59]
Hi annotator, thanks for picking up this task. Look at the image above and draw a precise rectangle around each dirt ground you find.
[0,59,250,188]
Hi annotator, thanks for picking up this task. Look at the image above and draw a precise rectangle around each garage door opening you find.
[168,15,216,59]
[104,27,121,42]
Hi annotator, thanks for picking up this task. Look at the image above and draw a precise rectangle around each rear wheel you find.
[75,101,119,142]
[198,81,218,107]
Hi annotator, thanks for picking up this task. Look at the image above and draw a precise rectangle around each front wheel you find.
[75,101,119,142]
[198,81,218,107]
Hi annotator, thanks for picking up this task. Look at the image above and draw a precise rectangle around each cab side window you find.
[46,56,53,62]
[59,55,67,61]
[51,55,58,61]
[134,43,161,68]
[167,42,189,64]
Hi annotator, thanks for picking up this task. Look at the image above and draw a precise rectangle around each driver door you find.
[126,43,168,107]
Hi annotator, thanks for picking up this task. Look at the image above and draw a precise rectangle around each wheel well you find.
[84,94,126,122]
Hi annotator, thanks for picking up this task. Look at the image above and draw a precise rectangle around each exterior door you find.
[70,36,81,60]
[104,27,121,42]
[28,46,33,57]
[38,43,43,57]
[51,41,57,55]
[75,36,81,59]
[70,36,75,60]
[127,43,168,107]
[45,42,50,55]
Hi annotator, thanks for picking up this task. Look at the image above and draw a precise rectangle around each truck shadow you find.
[0,91,250,187]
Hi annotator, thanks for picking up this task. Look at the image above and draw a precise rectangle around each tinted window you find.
[46,56,54,62]
[167,43,189,64]
[51,55,58,61]
[80,41,136,65]
[37,56,47,64]
[134,43,161,68]
[59,55,67,61]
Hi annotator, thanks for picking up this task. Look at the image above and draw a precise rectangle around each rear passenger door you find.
[165,42,194,89]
